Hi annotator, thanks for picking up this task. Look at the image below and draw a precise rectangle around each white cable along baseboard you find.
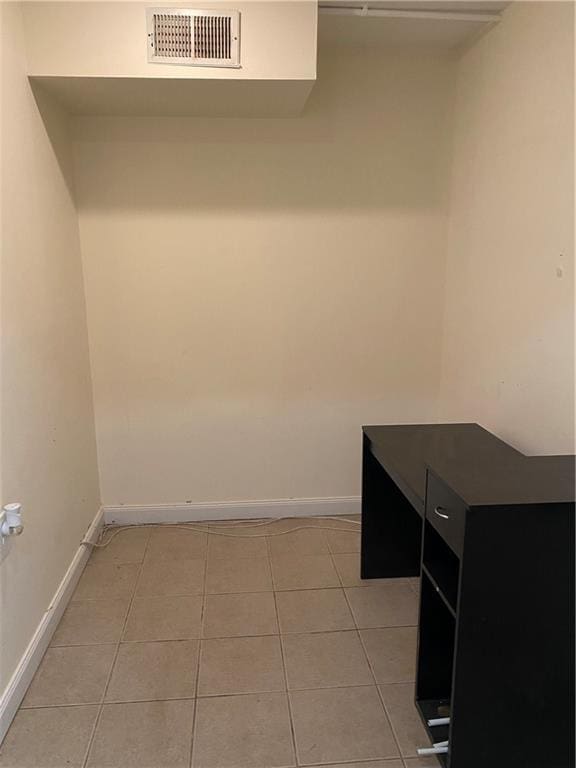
[103,496,361,525]
[0,508,104,745]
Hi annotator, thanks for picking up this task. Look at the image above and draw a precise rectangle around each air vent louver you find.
[147,8,240,68]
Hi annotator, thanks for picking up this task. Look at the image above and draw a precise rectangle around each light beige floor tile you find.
[290,686,399,765]
[408,577,421,595]
[379,683,430,757]
[345,584,418,628]
[271,554,340,591]
[87,700,194,768]
[203,592,278,638]
[332,553,401,588]
[146,528,207,561]
[198,636,285,696]
[360,627,418,683]
[206,556,272,594]
[22,645,116,707]
[51,599,129,646]
[9,522,433,768]
[325,530,361,554]
[123,595,202,641]
[282,630,373,689]
[89,528,150,564]
[0,706,98,768]
[73,563,140,601]
[207,533,269,559]
[136,558,205,597]
[106,640,199,701]
[193,692,295,768]
[268,528,329,557]
[276,589,354,634]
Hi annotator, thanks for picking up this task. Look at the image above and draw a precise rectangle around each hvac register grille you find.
[147,8,240,67]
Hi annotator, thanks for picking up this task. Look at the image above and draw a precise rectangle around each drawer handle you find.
[434,506,450,520]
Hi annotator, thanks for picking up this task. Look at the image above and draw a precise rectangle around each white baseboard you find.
[103,496,361,526]
[0,508,104,744]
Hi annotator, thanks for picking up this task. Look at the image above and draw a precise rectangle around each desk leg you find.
[361,436,422,579]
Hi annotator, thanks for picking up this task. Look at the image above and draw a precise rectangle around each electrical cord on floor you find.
[81,516,361,549]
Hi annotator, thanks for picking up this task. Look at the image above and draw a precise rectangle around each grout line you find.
[18,681,417,712]
[282,527,344,767]
[70,581,410,602]
[19,702,103,711]
[337,551,406,765]
[376,684,413,764]
[267,534,299,768]
[305,759,403,766]
[80,528,152,768]
[49,623,418,649]
[325,543,356,630]
[81,559,144,567]
[71,577,410,602]
[189,535,211,768]
[330,546,346,590]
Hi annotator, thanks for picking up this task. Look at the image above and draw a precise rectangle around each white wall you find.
[73,48,456,506]
[0,2,100,695]
[23,1,317,80]
[438,1,575,454]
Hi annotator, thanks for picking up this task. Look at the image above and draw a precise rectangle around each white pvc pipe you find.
[418,745,449,755]
[427,717,450,726]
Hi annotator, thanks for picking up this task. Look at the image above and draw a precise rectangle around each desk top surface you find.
[363,423,575,509]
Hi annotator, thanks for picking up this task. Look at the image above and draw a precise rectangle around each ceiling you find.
[320,2,510,10]
[318,1,511,50]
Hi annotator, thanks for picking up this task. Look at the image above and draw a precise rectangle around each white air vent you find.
[147,8,240,67]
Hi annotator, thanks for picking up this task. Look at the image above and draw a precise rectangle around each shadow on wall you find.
[30,82,78,203]
[70,48,456,212]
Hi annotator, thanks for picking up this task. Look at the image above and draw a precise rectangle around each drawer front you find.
[425,472,467,556]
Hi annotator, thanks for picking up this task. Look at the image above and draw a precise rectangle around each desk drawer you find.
[426,472,466,557]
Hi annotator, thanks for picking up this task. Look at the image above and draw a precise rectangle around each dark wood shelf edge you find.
[421,564,457,618]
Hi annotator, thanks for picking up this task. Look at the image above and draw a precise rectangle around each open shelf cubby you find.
[416,532,459,767]
[421,519,460,613]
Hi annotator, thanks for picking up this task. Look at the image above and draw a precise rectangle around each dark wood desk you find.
[361,423,575,768]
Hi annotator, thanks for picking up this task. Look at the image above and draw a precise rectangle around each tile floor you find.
[0,518,439,768]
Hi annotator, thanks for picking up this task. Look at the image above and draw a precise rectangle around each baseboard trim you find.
[0,508,104,744]
[103,496,361,526]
